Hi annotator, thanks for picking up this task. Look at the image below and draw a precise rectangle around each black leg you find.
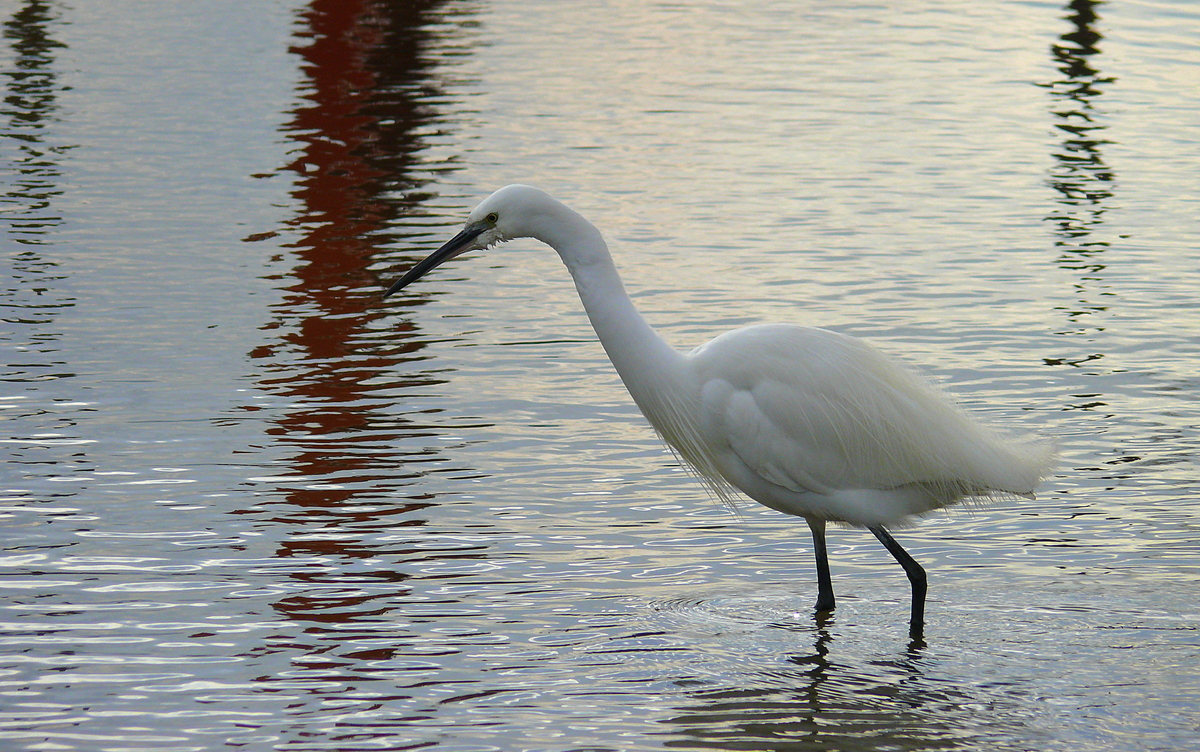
[868,526,927,636]
[807,518,835,612]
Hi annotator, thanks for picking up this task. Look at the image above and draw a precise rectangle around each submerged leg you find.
[868,526,927,634]
[807,518,835,612]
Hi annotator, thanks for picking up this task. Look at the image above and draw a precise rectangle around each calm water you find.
[2,0,1199,749]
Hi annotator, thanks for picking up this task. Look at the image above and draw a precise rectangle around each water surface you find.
[2,0,1199,749]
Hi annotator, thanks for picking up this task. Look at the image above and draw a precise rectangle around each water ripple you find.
[1,0,1198,750]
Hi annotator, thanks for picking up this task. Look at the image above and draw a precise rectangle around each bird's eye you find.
[485,212,499,224]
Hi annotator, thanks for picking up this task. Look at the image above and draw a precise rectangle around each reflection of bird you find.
[385,185,1055,635]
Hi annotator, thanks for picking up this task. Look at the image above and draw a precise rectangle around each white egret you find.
[385,185,1055,636]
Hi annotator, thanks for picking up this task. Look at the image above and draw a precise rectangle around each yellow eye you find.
[485,212,499,224]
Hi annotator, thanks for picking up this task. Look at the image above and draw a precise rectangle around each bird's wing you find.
[694,325,963,494]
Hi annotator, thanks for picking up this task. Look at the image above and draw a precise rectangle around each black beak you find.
[383,224,486,298]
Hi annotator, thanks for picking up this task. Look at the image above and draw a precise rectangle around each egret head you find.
[384,185,556,298]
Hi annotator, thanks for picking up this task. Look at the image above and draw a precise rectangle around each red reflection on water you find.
[249,0,472,547]
[286,0,389,281]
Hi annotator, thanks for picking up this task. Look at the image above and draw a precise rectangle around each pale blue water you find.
[2,0,1198,749]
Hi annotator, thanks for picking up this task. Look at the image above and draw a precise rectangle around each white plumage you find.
[689,324,1051,525]
[385,185,1056,636]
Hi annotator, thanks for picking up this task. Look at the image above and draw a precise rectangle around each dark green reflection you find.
[1044,0,1115,332]
[2,0,71,243]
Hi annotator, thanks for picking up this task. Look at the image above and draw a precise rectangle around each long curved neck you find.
[535,209,689,411]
